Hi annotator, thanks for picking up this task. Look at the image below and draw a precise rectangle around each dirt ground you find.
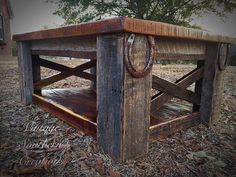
[0,56,235,177]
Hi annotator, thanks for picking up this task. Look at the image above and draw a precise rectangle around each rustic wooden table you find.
[13,17,234,162]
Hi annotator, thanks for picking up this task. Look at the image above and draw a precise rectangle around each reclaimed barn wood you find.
[123,34,151,160]
[13,17,234,43]
[97,34,124,161]
[97,34,151,162]
[200,43,227,125]
[151,67,203,112]
[192,61,204,112]
[39,57,71,71]
[32,50,97,59]
[30,36,97,59]
[17,42,33,105]
[90,59,97,88]
[150,112,200,140]
[32,55,41,94]
[14,17,234,162]
[38,57,96,81]
[34,60,96,89]
[152,75,200,105]
[154,38,206,60]
[33,88,97,138]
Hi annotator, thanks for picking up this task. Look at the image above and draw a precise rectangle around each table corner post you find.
[17,41,33,105]
[97,33,151,162]
[200,42,227,126]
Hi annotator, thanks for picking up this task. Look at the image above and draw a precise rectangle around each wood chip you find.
[16,166,46,175]
[95,157,105,175]
[109,169,121,177]
[79,161,90,170]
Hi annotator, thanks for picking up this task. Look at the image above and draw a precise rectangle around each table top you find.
[13,17,235,43]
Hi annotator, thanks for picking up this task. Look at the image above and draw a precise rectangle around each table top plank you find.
[13,17,235,43]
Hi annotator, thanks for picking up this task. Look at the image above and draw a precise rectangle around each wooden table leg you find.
[90,59,96,89]
[17,42,33,105]
[192,60,204,112]
[200,42,226,126]
[32,55,41,94]
[97,34,151,162]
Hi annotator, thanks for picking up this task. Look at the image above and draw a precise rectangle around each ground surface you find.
[0,57,235,177]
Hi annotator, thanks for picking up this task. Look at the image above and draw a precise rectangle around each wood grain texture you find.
[152,75,199,105]
[97,34,124,161]
[30,36,97,59]
[97,34,151,162]
[33,89,97,138]
[200,43,226,126]
[150,112,200,141]
[40,88,97,123]
[32,55,41,94]
[32,50,97,59]
[192,61,204,112]
[39,58,71,72]
[123,34,151,161]
[123,17,234,43]
[155,38,206,60]
[38,57,96,81]
[13,18,124,41]
[17,42,33,105]
[90,59,97,88]
[151,67,203,112]
[34,60,96,89]
[13,17,234,43]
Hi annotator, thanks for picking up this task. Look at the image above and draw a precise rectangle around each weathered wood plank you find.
[123,17,234,43]
[33,93,97,138]
[30,36,97,59]
[151,67,203,112]
[13,17,234,43]
[200,43,226,125]
[155,38,206,60]
[34,60,96,89]
[32,50,97,59]
[192,61,204,112]
[149,112,200,141]
[123,34,151,161]
[39,57,70,72]
[32,55,41,94]
[31,36,96,51]
[90,59,97,88]
[17,42,33,105]
[97,34,151,162]
[97,34,124,161]
[155,53,205,60]
[152,75,199,105]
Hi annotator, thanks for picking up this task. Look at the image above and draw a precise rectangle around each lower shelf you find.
[33,87,200,141]
[33,88,97,138]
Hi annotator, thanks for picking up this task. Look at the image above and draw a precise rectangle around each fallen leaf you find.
[191,151,215,160]
[79,161,90,170]
[186,153,194,160]
[159,166,166,176]
[42,158,51,172]
[214,160,226,168]
[0,171,12,177]
[109,169,121,177]
[16,166,46,175]
[78,151,87,160]
[62,157,72,168]
[95,157,105,175]
[192,151,207,158]
[67,133,77,140]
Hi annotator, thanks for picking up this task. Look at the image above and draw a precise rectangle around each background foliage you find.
[50,0,236,27]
